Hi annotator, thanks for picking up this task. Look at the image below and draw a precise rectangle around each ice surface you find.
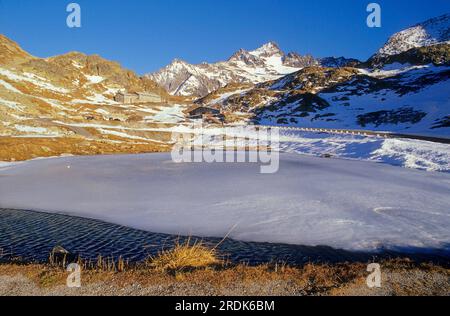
[0,153,449,253]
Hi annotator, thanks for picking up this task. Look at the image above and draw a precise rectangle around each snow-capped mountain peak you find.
[147,41,358,97]
[147,42,304,97]
[228,48,265,67]
[171,58,188,65]
[376,13,450,57]
[249,41,284,58]
[166,58,192,71]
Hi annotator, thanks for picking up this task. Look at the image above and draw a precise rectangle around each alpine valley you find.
[0,13,449,163]
[2,3,450,298]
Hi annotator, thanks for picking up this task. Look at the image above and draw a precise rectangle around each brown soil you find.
[0,260,448,296]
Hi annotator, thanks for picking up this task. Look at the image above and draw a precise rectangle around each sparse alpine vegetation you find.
[147,240,222,273]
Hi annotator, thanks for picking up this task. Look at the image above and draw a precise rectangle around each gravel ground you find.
[1,264,448,296]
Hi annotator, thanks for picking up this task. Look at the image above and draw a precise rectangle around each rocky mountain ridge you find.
[374,13,450,59]
[147,42,359,97]
[194,14,450,136]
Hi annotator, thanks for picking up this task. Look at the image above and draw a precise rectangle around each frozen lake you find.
[1,209,447,264]
[0,153,449,253]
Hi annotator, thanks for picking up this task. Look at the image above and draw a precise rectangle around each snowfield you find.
[256,64,450,137]
[0,153,449,254]
[27,120,449,172]
[277,130,450,172]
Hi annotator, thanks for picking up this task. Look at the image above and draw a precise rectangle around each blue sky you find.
[0,0,449,74]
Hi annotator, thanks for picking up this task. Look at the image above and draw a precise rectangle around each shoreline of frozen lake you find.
[0,153,449,253]
[1,208,448,264]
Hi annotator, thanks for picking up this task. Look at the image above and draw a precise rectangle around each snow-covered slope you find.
[173,125,450,172]
[1,153,449,253]
[375,14,450,58]
[200,63,450,136]
[147,42,358,97]
[255,63,450,136]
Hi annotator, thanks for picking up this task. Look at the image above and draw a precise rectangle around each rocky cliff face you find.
[366,43,450,68]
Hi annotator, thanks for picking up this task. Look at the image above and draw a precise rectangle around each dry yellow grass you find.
[0,136,171,161]
[147,239,222,272]
[1,243,449,296]
[1,258,448,296]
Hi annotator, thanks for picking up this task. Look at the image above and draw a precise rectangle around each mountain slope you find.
[375,13,450,59]
[0,35,170,122]
[147,42,358,98]
[2,12,449,161]
[0,34,33,65]
[0,35,182,160]
[193,14,450,136]
[197,47,450,136]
